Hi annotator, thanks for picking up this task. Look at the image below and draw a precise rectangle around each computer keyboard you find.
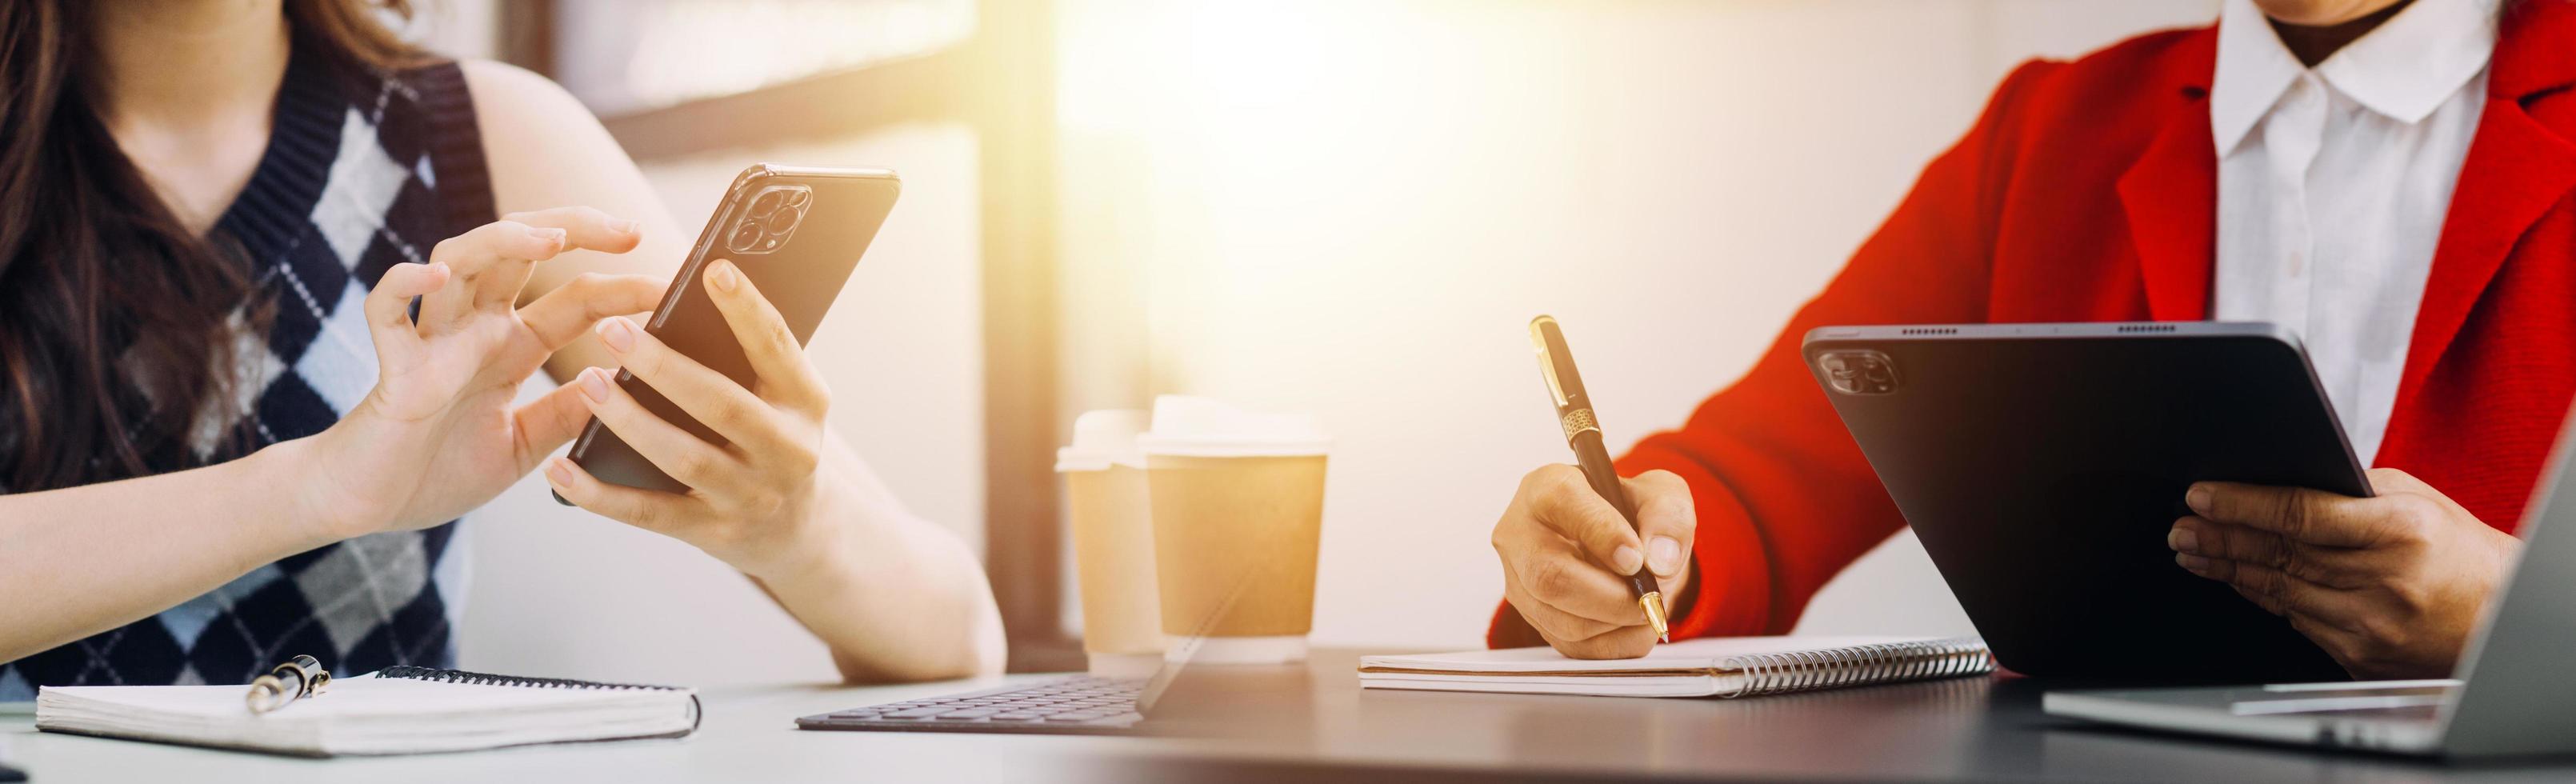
[795,676,1146,734]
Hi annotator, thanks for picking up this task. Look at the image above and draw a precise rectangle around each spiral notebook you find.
[1358,636,1993,698]
[34,666,700,757]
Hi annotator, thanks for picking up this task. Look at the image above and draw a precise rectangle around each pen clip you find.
[246,654,330,715]
[1530,316,1570,408]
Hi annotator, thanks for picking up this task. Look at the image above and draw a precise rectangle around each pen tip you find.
[1638,593,1670,640]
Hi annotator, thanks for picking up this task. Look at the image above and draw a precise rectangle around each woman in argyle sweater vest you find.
[0,0,1002,698]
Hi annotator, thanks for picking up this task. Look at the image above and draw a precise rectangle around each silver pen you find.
[245,654,331,714]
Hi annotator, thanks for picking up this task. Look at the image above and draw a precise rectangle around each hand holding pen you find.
[1486,316,1699,659]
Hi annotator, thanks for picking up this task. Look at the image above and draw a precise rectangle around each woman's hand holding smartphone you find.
[540,258,844,581]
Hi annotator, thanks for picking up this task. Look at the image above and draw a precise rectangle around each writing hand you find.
[1492,466,1694,658]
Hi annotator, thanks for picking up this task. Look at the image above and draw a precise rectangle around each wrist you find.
[734,476,865,586]
[255,437,369,550]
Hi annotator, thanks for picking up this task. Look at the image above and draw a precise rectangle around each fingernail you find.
[544,458,574,486]
[2186,484,2212,515]
[707,259,739,292]
[1646,536,1683,576]
[612,218,639,234]
[529,226,567,248]
[597,317,636,353]
[1611,545,1644,575]
[2175,553,2210,574]
[2167,526,2198,554]
[578,366,610,402]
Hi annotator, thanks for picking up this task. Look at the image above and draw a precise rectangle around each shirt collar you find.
[2210,0,2498,156]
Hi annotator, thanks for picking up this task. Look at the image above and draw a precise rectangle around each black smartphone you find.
[559,164,900,501]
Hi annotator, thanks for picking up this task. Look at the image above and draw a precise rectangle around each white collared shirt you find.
[2210,0,2496,464]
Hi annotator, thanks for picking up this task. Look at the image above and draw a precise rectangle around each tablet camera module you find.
[726,184,814,254]
[1817,350,1899,394]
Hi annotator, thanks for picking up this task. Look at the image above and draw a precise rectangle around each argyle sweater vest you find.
[0,39,494,698]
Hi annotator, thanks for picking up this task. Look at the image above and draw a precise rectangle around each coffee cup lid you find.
[1057,410,1150,471]
[1136,395,1330,458]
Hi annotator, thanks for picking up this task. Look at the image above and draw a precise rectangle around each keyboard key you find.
[882,707,951,719]
[936,710,1000,720]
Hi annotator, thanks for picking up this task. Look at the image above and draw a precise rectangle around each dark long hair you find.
[0,1,419,492]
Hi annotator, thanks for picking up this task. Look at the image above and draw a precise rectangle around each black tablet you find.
[1802,322,2364,682]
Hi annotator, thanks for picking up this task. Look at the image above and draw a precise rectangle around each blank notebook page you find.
[37,673,698,757]
[1358,635,1991,698]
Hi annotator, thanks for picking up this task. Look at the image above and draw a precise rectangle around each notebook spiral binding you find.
[1721,637,1993,698]
[378,666,703,731]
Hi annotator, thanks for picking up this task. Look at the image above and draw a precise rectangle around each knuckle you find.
[2249,566,2286,598]
[668,449,720,482]
[2358,614,2407,649]
[1525,559,1574,598]
[2281,550,2326,584]
[783,438,821,476]
[627,347,665,378]
[704,401,754,434]
[742,490,790,520]
[2384,495,2442,539]
[2385,581,2434,617]
[2275,491,2314,538]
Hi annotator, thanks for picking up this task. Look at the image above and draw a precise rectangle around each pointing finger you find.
[518,273,668,350]
[361,262,449,368]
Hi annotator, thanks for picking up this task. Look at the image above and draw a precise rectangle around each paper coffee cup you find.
[1138,396,1330,665]
[1057,410,1165,678]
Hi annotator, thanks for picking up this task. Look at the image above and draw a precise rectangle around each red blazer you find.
[1492,2,2576,648]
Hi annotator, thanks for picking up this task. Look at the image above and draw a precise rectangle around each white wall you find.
[1056,0,2223,648]
[421,0,2230,678]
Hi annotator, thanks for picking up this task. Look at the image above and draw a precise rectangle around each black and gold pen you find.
[1529,315,1669,642]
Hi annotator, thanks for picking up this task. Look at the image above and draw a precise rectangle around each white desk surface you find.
[0,672,1169,784]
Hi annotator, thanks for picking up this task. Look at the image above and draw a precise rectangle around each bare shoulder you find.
[454,59,683,280]
[456,60,638,210]
[458,59,604,154]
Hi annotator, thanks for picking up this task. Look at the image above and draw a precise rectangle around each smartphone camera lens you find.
[764,205,802,234]
[1817,350,1898,394]
[726,185,813,254]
